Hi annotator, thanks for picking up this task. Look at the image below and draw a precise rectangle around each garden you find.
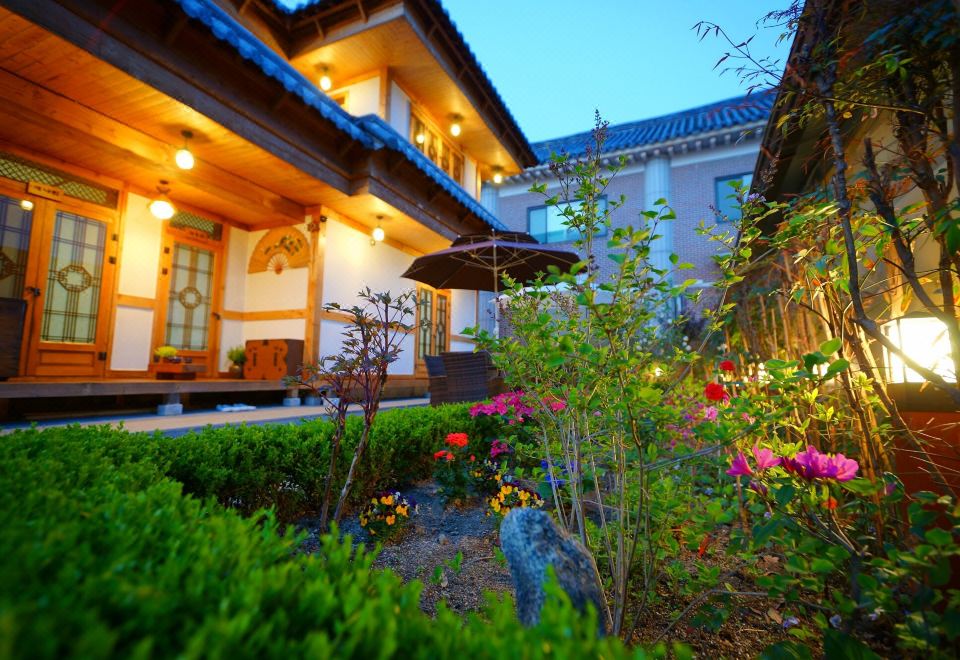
[3,1,960,658]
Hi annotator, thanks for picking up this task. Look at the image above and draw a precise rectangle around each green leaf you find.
[823,629,881,660]
[760,640,813,660]
[924,527,954,547]
[825,359,850,378]
[819,337,842,355]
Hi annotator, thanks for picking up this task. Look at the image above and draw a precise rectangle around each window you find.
[410,111,464,184]
[527,197,608,243]
[416,286,450,364]
[715,173,753,222]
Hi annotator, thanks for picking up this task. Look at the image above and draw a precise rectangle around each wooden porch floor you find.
[0,377,289,400]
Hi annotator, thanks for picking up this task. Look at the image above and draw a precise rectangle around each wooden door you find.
[22,197,117,377]
[0,190,36,376]
[153,230,223,375]
[415,286,451,376]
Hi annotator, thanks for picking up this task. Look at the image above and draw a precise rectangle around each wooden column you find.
[303,208,327,366]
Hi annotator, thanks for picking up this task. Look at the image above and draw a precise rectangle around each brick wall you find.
[496,146,759,318]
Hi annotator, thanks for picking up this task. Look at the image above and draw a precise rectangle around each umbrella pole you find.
[493,239,500,337]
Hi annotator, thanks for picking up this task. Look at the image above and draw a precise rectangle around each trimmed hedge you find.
[0,408,657,658]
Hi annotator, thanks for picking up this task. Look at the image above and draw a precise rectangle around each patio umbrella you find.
[400,231,580,297]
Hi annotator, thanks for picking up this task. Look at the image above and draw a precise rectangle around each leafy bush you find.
[0,419,666,658]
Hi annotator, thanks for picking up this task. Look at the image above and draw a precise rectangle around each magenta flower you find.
[702,406,719,422]
[726,452,753,477]
[829,453,859,482]
[752,445,782,470]
[748,480,768,495]
[784,446,859,482]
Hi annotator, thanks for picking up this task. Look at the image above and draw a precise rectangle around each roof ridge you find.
[534,92,774,149]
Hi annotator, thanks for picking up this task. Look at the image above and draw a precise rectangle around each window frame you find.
[714,172,753,223]
[526,196,609,244]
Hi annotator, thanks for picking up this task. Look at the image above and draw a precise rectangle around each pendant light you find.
[319,65,332,92]
[149,180,176,220]
[449,114,463,137]
[371,215,386,245]
[175,130,195,170]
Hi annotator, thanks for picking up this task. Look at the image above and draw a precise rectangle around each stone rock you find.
[500,508,606,635]
[437,533,449,545]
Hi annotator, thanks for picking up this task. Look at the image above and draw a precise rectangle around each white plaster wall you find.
[388,81,410,135]
[321,218,416,305]
[345,76,381,117]
[117,193,161,298]
[464,156,479,200]
[222,226,248,311]
[450,288,477,335]
[242,228,310,312]
[243,319,306,341]
[317,319,416,376]
[218,318,244,372]
[450,339,474,353]
[109,306,154,371]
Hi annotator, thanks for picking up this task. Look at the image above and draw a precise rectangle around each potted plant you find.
[227,345,246,379]
[153,345,197,380]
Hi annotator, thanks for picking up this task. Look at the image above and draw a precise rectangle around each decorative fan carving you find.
[248,227,310,275]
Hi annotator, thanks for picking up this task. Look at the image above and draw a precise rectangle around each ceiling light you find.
[449,114,463,137]
[319,66,332,92]
[19,199,33,211]
[492,167,504,185]
[149,180,176,220]
[415,132,426,144]
[175,130,194,170]
[371,215,385,245]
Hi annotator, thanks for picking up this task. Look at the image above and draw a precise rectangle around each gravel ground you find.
[298,481,515,615]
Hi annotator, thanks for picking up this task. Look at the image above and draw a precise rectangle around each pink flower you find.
[702,406,719,422]
[490,440,511,458]
[784,446,859,482]
[726,452,753,477]
[752,445,782,470]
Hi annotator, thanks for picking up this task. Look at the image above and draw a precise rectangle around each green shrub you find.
[0,420,664,658]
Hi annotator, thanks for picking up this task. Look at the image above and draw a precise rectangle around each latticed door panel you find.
[0,194,32,299]
[40,211,106,345]
[417,287,434,358]
[164,243,214,352]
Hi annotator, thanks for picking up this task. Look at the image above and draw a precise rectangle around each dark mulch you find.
[297,481,514,615]
[298,486,809,656]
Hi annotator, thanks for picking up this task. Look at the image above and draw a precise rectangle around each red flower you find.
[719,360,736,372]
[704,382,728,402]
[445,432,468,448]
[433,450,448,461]
[825,497,839,511]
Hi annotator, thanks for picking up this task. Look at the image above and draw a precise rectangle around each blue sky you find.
[276,0,791,142]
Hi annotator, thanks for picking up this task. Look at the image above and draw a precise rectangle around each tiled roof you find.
[170,0,503,231]
[533,93,774,162]
[356,115,508,231]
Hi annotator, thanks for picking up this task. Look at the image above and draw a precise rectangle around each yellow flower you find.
[396,505,408,516]
[386,515,396,526]
[381,495,394,506]
[490,500,501,512]
[360,516,368,527]
[518,490,529,501]
[502,485,514,496]
[495,473,502,482]
[371,498,378,505]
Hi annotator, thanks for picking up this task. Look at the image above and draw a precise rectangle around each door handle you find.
[25,286,41,297]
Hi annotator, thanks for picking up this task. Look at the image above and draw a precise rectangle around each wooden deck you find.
[0,378,290,400]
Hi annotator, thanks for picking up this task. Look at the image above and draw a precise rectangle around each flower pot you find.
[229,363,244,379]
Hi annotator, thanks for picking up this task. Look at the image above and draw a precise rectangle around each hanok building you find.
[494,95,772,316]
[0,0,535,418]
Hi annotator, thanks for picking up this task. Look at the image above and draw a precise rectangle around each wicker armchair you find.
[424,355,451,406]
[437,351,504,405]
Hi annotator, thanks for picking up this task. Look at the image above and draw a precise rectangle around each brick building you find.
[490,95,772,318]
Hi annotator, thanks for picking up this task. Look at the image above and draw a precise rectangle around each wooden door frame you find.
[18,188,119,378]
[150,218,225,376]
[413,284,451,377]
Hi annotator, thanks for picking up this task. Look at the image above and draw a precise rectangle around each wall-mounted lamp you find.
[449,114,463,137]
[882,312,955,384]
[492,166,504,185]
[371,215,386,245]
[149,180,176,220]
[19,199,33,211]
[175,130,195,170]
[318,65,333,92]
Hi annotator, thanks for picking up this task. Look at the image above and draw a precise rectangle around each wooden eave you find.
[227,0,538,170]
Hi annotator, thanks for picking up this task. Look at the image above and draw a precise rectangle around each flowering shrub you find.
[469,458,503,497]
[359,490,417,538]
[487,481,544,519]
[433,432,476,502]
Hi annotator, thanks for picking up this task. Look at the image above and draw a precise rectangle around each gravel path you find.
[298,481,514,615]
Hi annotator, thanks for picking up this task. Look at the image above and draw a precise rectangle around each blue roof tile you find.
[170,0,504,231]
[533,93,774,162]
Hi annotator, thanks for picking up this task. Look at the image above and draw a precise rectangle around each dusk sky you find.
[439,0,791,142]
[278,0,792,142]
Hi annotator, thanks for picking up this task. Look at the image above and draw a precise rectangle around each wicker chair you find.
[438,351,504,404]
[424,355,451,406]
